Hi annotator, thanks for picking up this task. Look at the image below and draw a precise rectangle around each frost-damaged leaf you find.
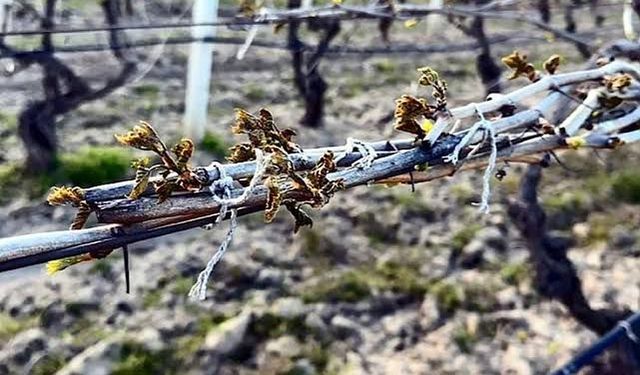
[264,175,285,223]
[306,151,337,191]
[543,54,561,75]
[417,67,448,109]
[128,158,151,200]
[172,138,194,172]
[237,0,259,17]
[47,186,92,230]
[114,121,165,153]
[604,73,633,92]
[264,145,294,175]
[46,254,93,275]
[394,95,434,139]
[155,180,180,204]
[285,202,313,233]
[227,143,256,163]
[47,186,85,206]
[232,108,301,154]
[117,122,205,202]
[501,51,538,82]
[45,187,96,273]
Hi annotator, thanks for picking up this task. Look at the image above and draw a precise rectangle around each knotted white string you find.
[335,137,378,169]
[478,121,497,214]
[445,104,497,213]
[189,209,238,300]
[189,150,270,300]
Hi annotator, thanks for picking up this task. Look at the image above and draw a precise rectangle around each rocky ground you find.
[1,2,640,374]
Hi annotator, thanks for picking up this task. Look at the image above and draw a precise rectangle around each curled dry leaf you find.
[172,139,195,171]
[417,67,448,109]
[264,175,286,223]
[394,95,435,139]
[114,121,165,153]
[116,122,205,202]
[285,202,313,233]
[604,73,633,92]
[543,54,561,75]
[227,143,256,163]
[232,108,301,155]
[47,186,85,207]
[128,158,151,200]
[47,186,92,230]
[502,51,538,82]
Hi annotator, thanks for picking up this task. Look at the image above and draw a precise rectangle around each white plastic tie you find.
[236,8,269,60]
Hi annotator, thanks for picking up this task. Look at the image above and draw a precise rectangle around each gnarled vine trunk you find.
[2,0,136,172]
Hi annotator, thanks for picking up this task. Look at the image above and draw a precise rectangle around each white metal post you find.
[183,0,218,142]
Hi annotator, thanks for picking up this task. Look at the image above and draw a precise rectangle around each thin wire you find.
[0,1,625,38]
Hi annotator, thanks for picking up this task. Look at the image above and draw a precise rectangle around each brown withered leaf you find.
[598,95,624,109]
[127,158,151,200]
[227,143,256,163]
[264,175,285,223]
[537,118,556,134]
[264,145,294,176]
[543,54,561,75]
[114,121,165,153]
[502,51,538,81]
[417,67,448,109]
[128,168,151,200]
[176,171,203,192]
[285,202,313,233]
[306,151,337,189]
[47,186,85,206]
[394,95,433,138]
[604,73,632,92]
[232,108,301,153]
[172,138,194,172]
[155,180,180,204]
[238,0,260,16]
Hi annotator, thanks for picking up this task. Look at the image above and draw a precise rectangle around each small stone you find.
[476,227,507,252]
[6,328,47,366]
[256,267,285,287]
[609,226,636,248]
[202,311,252,356]
[265,335,302,357]
[270,297,308,319]
[291,358,316,375]
[40,302,66,330]
[330,315,361,339]
[305,312,327,333]
[137,328,164,352]
[57,338,122,375]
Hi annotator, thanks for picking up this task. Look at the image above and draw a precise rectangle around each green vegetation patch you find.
[0,110,18,130]
[301,261,430,303]
[0,313,37,343]
[499,262,530,287]
[450,224,482,252]
[611,170,640,204]
[113,341,177,375]
[58,146,132,188]
[200,132,229,159]
[252,313,309,340]
[32,354,67,375]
